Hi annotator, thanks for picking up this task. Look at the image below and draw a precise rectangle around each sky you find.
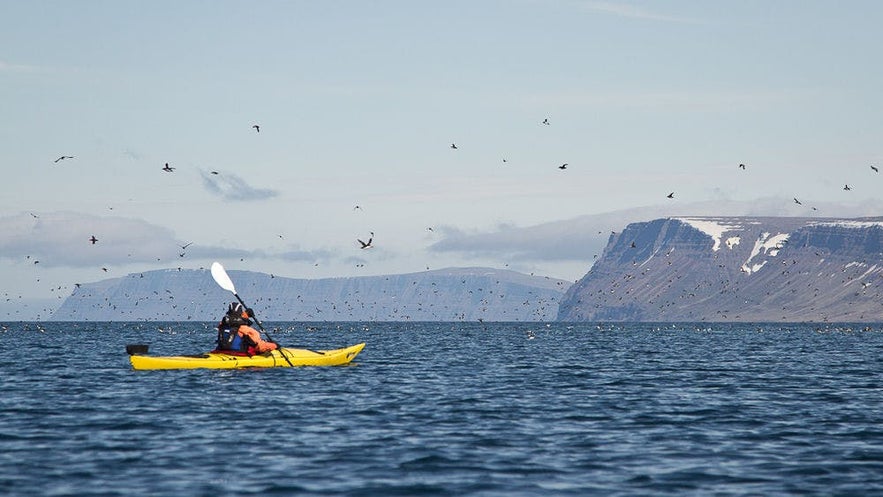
[3,1,883,319]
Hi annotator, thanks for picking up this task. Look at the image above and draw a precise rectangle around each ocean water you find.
[2,322,883,496]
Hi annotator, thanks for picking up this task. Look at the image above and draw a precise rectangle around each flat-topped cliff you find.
[558,217,883,322]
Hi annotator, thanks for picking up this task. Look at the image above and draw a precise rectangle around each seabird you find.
[252,124,260,133]
[54,156,74,163]
[794,198,802,205]
[162,163,175,172]
[210,171,219,175]
[89,235,98,244]
[180,242,193,250]
[558,163,568,170]
[844,184,852,191]
[667,192,674,199]
[739,163,747,170]
[358,232,374,249]
[542,118,550,125]
[872,165,879,173]
[450,143,458,150]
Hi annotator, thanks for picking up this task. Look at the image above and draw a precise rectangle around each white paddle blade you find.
[210,262,236,294]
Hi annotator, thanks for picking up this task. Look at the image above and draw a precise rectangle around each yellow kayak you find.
[128,343,365,370]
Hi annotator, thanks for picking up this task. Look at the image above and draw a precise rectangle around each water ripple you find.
[2,322,883,496]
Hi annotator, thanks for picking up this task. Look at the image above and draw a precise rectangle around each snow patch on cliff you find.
[741,232,790,274]
[811,221,883,229]
[675,217,744,251]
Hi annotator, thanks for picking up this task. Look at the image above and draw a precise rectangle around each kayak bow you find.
[129,343,365,370]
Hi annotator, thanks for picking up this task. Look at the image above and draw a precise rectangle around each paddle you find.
[210,261,295,367]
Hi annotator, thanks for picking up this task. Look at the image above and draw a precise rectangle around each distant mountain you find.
[51,267,570,322]
[558,217,883,322]
[0,298,62,322]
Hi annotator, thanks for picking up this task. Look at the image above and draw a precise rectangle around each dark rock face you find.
[51,267,570,322]
[557,217,883,322]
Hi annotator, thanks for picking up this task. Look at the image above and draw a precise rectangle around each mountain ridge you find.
[558,216,883,322]
[51,266,570,322]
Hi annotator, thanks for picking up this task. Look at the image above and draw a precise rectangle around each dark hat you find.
[227,302,244,315]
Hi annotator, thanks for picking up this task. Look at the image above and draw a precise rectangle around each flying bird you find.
[54,156,74,163]
[872,165,879,173]
[180,242,193,250]
[162,163,175,172]
[450,143,458,150]
[739,163,747,170]
[358,232,374,249]
[558,163,568,170]
[794,198,802,205]
[844,184,852,191]
[667,192,674,199]
[210,171,219,175]
[89,235,98,244]
[252,124,260,133]
[542,118,550,125]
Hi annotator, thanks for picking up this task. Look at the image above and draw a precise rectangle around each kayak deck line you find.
[128,343,365,370]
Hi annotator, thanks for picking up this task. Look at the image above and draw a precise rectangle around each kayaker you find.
[216,302,278,354]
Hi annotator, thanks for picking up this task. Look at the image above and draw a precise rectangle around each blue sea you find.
[2,322,883,496]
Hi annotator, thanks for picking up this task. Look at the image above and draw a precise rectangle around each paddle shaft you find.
[232,293,326,357]
[231,293,270,336]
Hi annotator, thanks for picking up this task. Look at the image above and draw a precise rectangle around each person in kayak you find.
[216,302,278,354]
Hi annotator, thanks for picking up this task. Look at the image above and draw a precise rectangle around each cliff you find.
[557,217,883,322]
[51,267,570,322]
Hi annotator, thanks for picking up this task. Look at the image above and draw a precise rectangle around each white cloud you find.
[429,198,883,262]
[0,212,182,267]
[0,212,332,268]
[0,60,47,74]
[277,246,335,262]
[512,88,814,113]
[574,1,701,24]
[200,171,279,201]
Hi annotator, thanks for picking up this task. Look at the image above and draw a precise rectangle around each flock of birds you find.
[54,269,568,322]
[18,119,583,320]
[52,122,389,259]
[14,115,880,322]
[45,117,587,278]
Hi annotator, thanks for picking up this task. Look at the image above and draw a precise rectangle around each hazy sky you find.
[3,1,883,317]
